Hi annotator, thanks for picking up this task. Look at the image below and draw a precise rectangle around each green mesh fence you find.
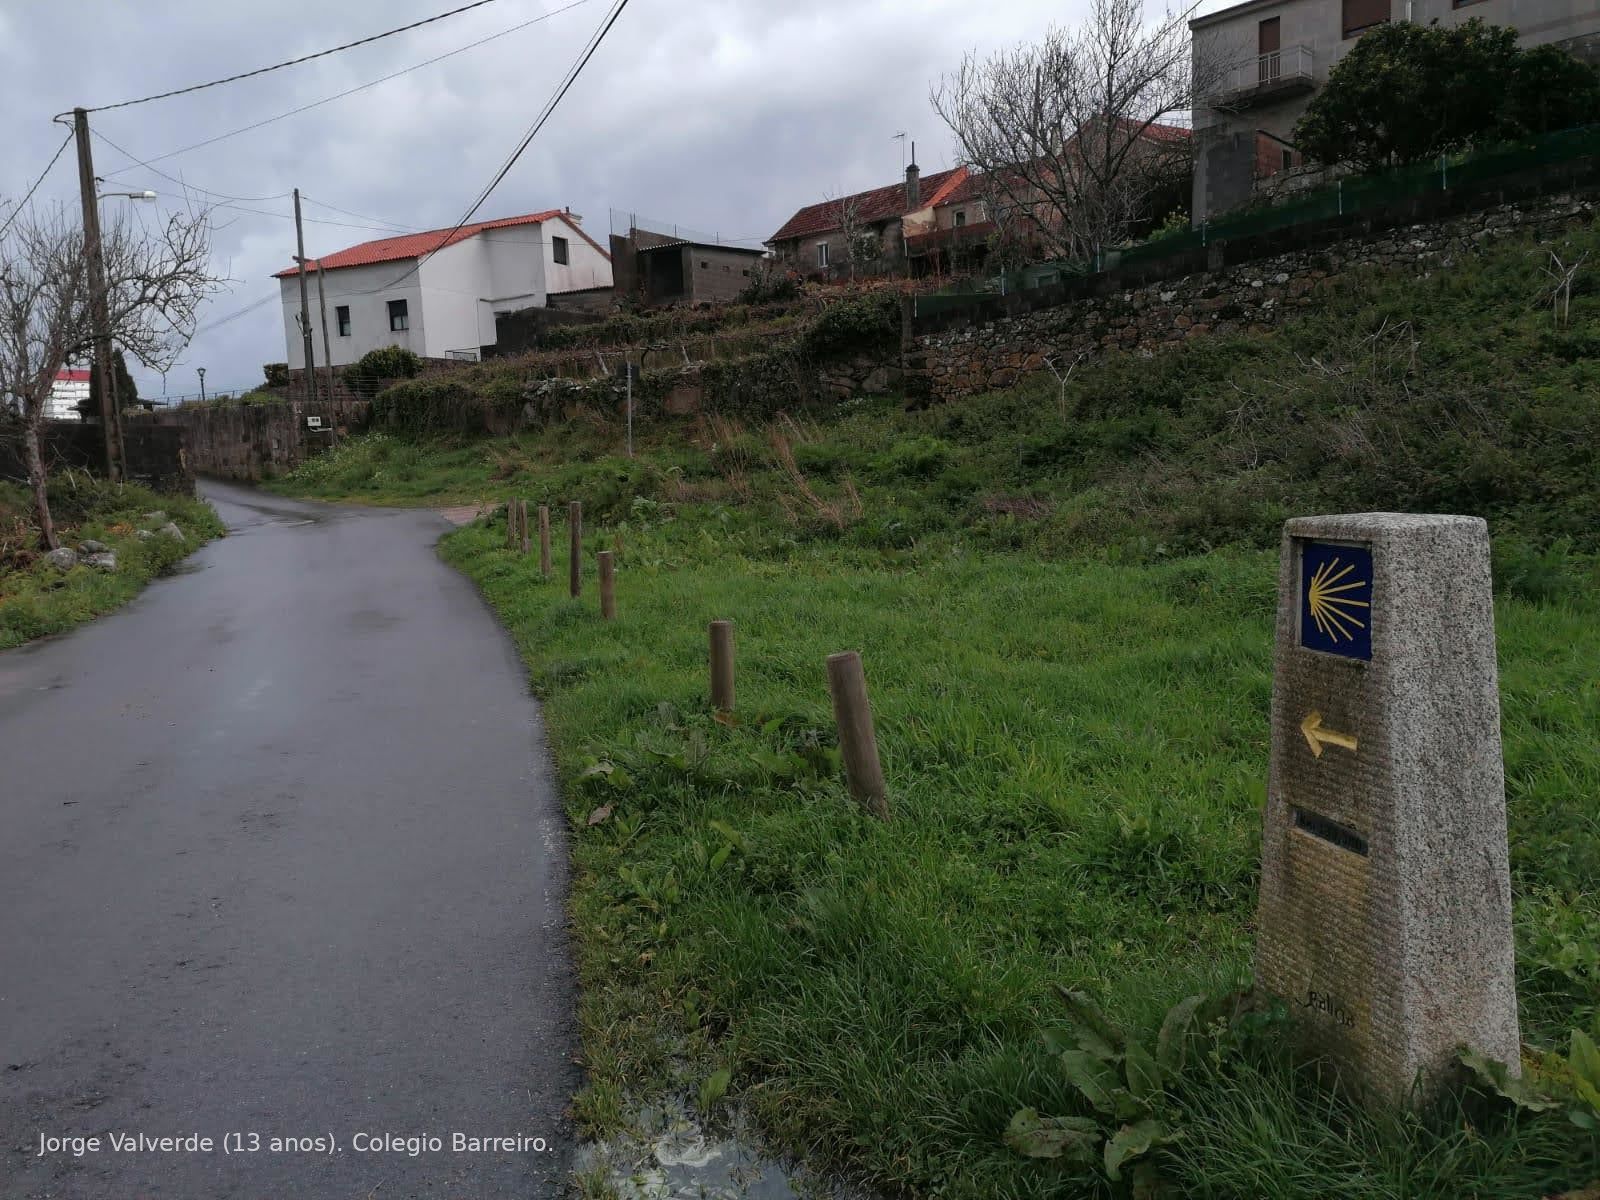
[917,124,1600,317]
[1121,123,1600,269]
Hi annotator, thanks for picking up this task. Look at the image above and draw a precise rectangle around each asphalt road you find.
[0,482,578,1199]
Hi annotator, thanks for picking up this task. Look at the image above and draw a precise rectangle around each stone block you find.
[1256,514,1519,1105]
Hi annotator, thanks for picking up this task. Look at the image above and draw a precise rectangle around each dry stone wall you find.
[910,193,1597,404]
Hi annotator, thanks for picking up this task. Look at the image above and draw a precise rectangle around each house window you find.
[1282,149,1294,171]
[742,269,750,277]
[954,210,967,228]
[701,261,709,269]
[552,235,570,265]
[336,305,351,337]
[817,242,830,268]
[1342,0,1388,37]
[387,299,408,332]
[1259,17,1281,81]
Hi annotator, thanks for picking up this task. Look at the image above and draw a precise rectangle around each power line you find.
[193,293,280,336]
[92,130,291,203]
[0,131,74,239]
[358,0,630,294]
[303,195,422,232]
[123,0,593,170]
[83,0,510,113]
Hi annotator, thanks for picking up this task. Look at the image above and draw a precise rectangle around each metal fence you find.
[1122,122,1600,268]
[914,123,1600,318]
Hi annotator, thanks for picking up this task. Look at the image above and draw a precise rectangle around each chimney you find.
[905,142,921,210]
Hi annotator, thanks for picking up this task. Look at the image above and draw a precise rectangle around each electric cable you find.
[121,0,592,170]
[0,131,74,239]
[83,0,509,113]
[355,0,629,294]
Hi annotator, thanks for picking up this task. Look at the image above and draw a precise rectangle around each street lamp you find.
[96,188,157,203]
[197,368,206,405]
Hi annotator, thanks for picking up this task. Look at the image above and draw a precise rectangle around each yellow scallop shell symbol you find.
[1308,557,1369,643]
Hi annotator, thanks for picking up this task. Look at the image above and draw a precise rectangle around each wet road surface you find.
[0,481,577,1198]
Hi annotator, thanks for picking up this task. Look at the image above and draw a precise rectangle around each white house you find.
[274,208,612,368]
[46,368,90,420]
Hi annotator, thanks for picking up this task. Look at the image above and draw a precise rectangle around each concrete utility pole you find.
[71,108,124,482]
[314,262,337,441]
[292,188,318,407]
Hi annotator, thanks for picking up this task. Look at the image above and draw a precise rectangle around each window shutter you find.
[1342,0,1389,36]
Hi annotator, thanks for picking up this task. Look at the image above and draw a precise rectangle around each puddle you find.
[576,1097,876,1200]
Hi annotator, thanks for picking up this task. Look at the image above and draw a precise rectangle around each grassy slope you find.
[0,479,223,651]
[274,224,1600,1197]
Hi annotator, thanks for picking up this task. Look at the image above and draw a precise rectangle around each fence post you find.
[709,620,735,712]
[519,499,530,555]
[538,505,551,578]
[597,550,615,620]
[826,651,888,820]
[568,501,583,599]
[506,498,517,549]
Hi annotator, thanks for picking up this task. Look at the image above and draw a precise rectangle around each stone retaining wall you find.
[909,193,1597,403]
[137,399,370,482]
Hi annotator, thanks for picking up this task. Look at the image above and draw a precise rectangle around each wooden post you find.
[538,505,551,578]
[709,620,735,712]
[597,550,616,620]
[506,498,517,549]
[568,501,583,598]
[519,499,530,555]
[827,651,888,819]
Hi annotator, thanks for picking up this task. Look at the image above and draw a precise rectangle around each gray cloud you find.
[3,0,1219,399]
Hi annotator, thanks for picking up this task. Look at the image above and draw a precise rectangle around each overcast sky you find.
[0,0,1229,400]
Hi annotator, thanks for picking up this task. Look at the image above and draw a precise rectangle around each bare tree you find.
[824,192,879,281]
[933,0,1215,264]
[0,203,218,549]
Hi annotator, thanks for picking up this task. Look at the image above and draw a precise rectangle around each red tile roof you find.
[274,209,607,277]
[768,166,967,244]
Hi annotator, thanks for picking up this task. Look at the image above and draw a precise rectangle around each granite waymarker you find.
[1255,514,1519,1103]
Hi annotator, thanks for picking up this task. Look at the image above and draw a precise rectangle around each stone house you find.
[767,160,973,273]
[1190,0,1600,223]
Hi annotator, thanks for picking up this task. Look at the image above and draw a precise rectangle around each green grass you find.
[270,219,1600,1196]
[0,478,223,650]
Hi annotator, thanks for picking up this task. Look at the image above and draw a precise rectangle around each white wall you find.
[279,262,425,370]
[542,215,613,295]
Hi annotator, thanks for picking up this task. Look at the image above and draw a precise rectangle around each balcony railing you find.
[1209,44,1315,111]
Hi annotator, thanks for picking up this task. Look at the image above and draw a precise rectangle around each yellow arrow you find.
[1301,711,1358,758]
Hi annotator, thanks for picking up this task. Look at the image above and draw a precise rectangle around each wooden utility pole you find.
[71,108,123,482]
[292,188,318,407]
[314,261,337,440]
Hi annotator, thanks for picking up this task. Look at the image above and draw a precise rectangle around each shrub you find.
[262,362,290,388]
[353,345,422,382]
[801,294,900,361]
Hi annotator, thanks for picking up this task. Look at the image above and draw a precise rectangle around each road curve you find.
[0,481,577,1198]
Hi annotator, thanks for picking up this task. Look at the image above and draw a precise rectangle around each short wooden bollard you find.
[538,505,551,578]
[826,650,888,819]
[568,501,583,598]
[597,550,616,620]
[505,498,517,549]
[518,500,530,555]
[709,620,735,712]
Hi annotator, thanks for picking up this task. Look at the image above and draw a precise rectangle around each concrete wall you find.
[686,247,765,303]
[1190,0,1600,220]
[543,215,614,295]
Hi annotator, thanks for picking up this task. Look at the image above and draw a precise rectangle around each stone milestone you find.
[1255,513,1519,1103]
